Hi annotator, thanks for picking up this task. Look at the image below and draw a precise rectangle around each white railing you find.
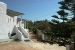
[9,25,29,41]
[9,26,25,41]
[18,26,29,39]
[15,26,25,41]
[17,28,23,40]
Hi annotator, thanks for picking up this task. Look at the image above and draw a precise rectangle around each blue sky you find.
[0,0,62,21]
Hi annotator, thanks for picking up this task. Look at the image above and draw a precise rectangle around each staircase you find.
[17,26,31,42]
[18,26,29,38]
[9,26,30,42]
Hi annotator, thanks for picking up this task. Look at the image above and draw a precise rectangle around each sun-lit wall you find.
[0,2,17,39]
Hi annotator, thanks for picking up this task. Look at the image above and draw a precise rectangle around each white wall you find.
[17,21,24,28]
[0,2,7,39]
[6,15,17,34]
[0,2,17,40]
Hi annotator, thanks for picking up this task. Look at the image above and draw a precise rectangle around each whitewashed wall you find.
[0,2,7,39]
[0,2,17,40]
[17,21,24,28]
[6,15,17,35]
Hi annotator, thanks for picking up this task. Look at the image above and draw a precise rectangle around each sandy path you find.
[0,32,66,50]
[0,41,39,50]
[0,40,66,50]
[27,42,66,50]
[28,32,66,50]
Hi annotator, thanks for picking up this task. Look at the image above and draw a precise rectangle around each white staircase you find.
[9,26,30,42]
[18,26,30,40]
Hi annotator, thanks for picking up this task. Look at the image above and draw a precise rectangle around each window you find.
[13,18,14,22]
[10,18,11,21]
[8,18,9,23]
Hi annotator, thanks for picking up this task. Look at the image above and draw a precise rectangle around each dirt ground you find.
[0,40,66,50]
[29,32,66,50]
[0,32,72,50]
[29,32,75,50]
[0,41,39,50]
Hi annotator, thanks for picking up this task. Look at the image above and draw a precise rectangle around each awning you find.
[7,9,24,17]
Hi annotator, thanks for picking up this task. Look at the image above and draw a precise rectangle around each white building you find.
[0,2,29,41]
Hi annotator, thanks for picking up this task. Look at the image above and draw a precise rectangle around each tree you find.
[51,0,75,45]
[26,20,34,31]
[33,19,51,32]
[57,10,68,22]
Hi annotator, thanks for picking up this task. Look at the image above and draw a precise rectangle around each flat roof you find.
[7,9,24,17]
